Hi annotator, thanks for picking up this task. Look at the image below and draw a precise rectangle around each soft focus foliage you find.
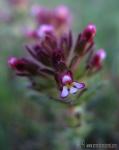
[0,0,119,150]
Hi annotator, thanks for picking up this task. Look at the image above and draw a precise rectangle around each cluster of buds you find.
[8,23,106,100]
[25,5,72,38]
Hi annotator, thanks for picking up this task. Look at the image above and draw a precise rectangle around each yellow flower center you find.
[66,82,74,89]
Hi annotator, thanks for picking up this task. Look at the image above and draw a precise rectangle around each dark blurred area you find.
[0,0,119,150]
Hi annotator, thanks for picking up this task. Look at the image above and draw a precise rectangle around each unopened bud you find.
[54,5,70,22]
[74,24,96,56]
[8,57,39,75]
[82,24,96,40]
[37,25,55,38]
[87,49,106,71]
[8,57,26,71]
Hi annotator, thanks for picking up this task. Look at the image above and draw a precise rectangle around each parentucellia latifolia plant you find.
[8,5,106,129]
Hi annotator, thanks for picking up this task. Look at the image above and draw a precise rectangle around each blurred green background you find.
[0,0,119,149]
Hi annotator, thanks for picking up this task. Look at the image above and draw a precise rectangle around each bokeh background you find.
[0,0,119,149]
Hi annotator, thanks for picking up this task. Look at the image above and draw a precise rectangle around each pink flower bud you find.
[87,49,106,71]
[74,24,96,56]
[8,57,26,71]
[82,24,96,40]
[8,57,39,75]
[37,25,55,38]
[31,5,52,24]
[54,5,70,23]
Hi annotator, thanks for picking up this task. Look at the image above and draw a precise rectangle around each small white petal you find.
[69,86,78,94]
[73,82,85,89]
[61,86,69,98]
[62,75,72,84]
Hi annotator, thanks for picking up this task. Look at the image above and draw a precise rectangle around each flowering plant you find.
[8,6,106,133]
[9,21,106,103]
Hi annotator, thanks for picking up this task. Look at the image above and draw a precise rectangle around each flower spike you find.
[9,13,106,100]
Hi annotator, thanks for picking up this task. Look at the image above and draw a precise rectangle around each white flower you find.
[60,74,85,98]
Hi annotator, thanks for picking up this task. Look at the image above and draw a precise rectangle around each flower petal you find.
[61,86,69,98]
[73,82,85,89]
[69,86,78,94]
[62,75,72,84]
